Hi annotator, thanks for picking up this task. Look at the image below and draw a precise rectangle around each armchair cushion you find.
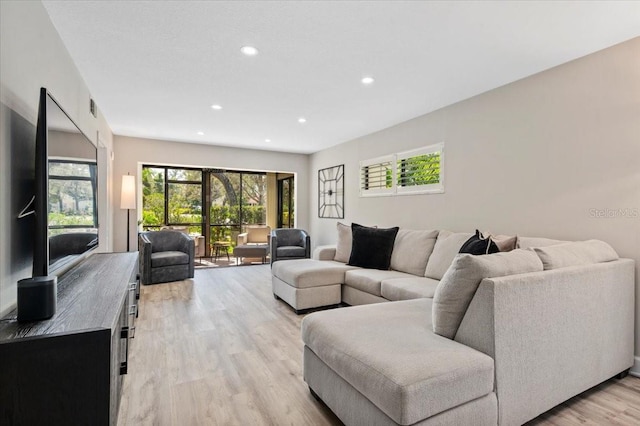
[276,246,306,258]
[151,251,190,268]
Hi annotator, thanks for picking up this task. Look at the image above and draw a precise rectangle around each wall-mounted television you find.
[33,88,98,277]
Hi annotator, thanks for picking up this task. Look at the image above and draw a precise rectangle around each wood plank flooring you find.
[118,265,640,425]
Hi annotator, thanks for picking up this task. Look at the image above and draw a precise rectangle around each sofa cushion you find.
[433,250,543,339]
[425,231,473,280]
[272,259,357,289]
[489,234,518,252]
[390,229,439,275]
[150,251,189,268]
[334,222,352,263]
[517,236,565,249]
[348,224,399,270]
[302,299,495,425]
[533,240,618,270]
[381,276,440,301]
[344,269,410,297]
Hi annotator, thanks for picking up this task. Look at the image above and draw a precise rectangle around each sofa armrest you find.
[313,245,337,261]
[237,232,248,246]
[138,234,152,284]
[185,237,195,278]
[455,259,635,426]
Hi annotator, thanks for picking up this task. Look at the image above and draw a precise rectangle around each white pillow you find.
[390,229,439,275]
[424,231,473,280]
[533,240,618,270]
[333,222,352,263]
[432,250,543,339]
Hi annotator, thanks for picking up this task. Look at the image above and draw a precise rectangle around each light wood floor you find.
[118,265,640,426]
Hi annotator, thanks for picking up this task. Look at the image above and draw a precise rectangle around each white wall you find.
[112,136,310,252]
[310,39,640,359]
[0,1,114,316]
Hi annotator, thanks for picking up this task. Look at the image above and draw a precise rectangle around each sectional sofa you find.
[270,227,635,425]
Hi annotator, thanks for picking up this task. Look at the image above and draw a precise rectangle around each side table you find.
[212,241,231,261]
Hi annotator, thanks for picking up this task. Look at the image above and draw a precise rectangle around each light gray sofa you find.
[272,228,635,425]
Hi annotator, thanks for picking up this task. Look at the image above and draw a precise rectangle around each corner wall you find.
[0,1,114,316]
[309,38,640,364]
[112,136,310,252]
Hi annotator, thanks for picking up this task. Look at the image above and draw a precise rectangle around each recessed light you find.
[240,46,259,56]
[211,104,222,110]
[298,117,307,124]
[197,131,204,136]
[361,76,375,85]
[265,139,271,143]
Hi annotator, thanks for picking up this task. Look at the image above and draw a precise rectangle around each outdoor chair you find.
[234,225,271,264]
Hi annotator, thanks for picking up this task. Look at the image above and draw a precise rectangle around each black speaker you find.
[17,276,57,322]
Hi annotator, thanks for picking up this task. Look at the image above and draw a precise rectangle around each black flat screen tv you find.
[33,88,98,276]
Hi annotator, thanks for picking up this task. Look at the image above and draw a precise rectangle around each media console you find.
[0,252,139,425]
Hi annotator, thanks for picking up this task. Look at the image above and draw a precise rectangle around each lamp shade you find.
[120,175,136,209]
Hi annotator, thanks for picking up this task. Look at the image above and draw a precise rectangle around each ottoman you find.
[271,259,357,314]
[233,244,269,264]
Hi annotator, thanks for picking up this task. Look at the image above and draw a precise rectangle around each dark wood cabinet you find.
[0,252,139,425]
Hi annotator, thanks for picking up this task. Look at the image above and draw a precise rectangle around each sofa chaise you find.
[271,226,635,425]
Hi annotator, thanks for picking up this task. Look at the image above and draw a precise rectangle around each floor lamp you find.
[121,175,136,252]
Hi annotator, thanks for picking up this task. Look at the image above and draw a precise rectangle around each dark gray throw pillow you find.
[348,223,399,270]
[459,229,499,255]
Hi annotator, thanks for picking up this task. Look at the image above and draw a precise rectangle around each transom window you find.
[359,143,444,197]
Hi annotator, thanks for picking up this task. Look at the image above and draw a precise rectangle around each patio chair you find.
[234,225,271,264]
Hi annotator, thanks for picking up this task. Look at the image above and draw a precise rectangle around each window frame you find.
[359,155,395,198]
[395,143,444,195]
[358,143,444,198]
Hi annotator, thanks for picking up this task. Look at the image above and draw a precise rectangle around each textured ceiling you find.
[42,1,640,154]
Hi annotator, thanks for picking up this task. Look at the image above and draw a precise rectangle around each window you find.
[359,143,444,197]
[141,165,275,255]
[359,155,395,197]
[396,143,444,194]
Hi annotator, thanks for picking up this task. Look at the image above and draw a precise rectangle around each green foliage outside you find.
[397,153,440,187]
[141,166,267,248]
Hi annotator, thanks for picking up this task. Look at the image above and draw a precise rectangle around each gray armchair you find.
[139,230,195,284]
[270,228,311,265]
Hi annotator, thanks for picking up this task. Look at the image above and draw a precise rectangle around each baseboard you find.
[630,356,640,378]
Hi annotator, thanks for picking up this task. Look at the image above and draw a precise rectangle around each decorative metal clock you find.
[318,164,344,218]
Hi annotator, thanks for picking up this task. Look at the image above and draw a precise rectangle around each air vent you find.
[89,98,97,118]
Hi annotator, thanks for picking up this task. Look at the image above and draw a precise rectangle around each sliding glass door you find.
[142,165,272,257]
[278,175,294,228]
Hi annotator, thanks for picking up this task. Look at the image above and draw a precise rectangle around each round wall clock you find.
[318,164,344,218]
